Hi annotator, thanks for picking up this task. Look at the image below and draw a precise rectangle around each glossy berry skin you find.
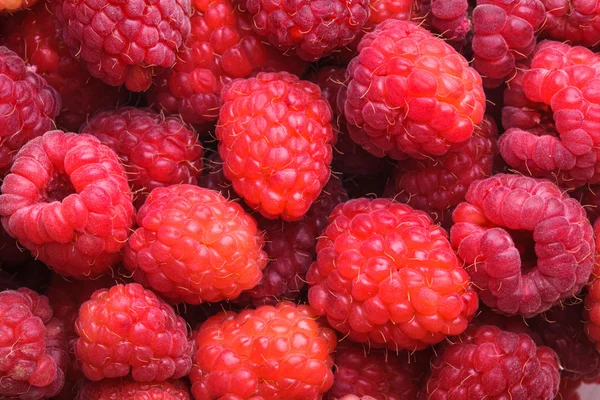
[0,288,68,400]
[53,0,191,92]
[78,378,191,400]
[451,174,594,317]
[541,0,600,47]
[0,0,37,12]
[75,283,192,382]
[217,72,334,221]
[370,0,412,24]
[240,0,370,62]
[190,302,337,399]
[123,185,267,304]
[0,46,61,176]
[421,325,560,399]
[307,198,478,351]
[342,20,485,160]
[0,131,135,279]
[82,108,204,208]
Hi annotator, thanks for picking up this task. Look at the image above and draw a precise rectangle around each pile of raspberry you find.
[5,0,600,399]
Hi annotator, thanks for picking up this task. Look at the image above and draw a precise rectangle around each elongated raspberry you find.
[190,302,337,399]
[123,185,267,304]
[78,378,191,400]
[0,131,135,279]
[307,198,478,351]
[541,0,600,47]
[0,288,68,399]
[0,0,37,13]
[342,20,485,160]
[217,72,334,221]
[81,108,203,208]
[53,0,191,92]
[451,174,594,317]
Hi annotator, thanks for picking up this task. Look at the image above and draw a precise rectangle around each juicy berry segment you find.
[78,378,191,400]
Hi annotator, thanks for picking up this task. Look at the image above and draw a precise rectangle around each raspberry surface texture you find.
[584,219,600,351]
[0,131,135,279]
[307,198,478,351]
[342,19,485,160]
[189,302,337,399]
[123,184,267,304]
[411,0,471,50]
[77,378,191,400]
[217,72,334,221]
[541,0,600,47]
[451,174,594,317]
[53,0,192,92]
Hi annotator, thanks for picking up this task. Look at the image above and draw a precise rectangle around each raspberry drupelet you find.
[78,378,191,400]
[0,0,37,13]
[541,0,600,47]
[451,174,594,317]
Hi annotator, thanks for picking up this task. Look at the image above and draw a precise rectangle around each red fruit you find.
[0,131,135,279]
[584,220,600,351]
[75,283,192,382]
[53,0,191,92]
[421,325,560,399]
[81,108,204,208]
[190,302,337,399]
[557,377,584,400]
[342,20,485,160]
[411,0,471,50]
[78,378,191,400]
[370,0,412,24]
[307,198,478,351]
[0,46,61,176]
[0,3,126,132]
[451,174,594,317]
[541,0,600,47]
[0,0,37,12]
[573,185,600,224]
[0,288,68,399]
[217,72,334,221]
[198,151,240,203]
[123,185,267,304]
[338,396,377,400]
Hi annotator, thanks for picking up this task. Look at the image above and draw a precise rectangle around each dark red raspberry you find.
[217,72,334,221]
[557,377,584,400]
[421,325,560,399]
[53,0,192,92]
[307,198,478,351]
[0,288,68,399]
[342,20,486,160]
[584,220,600,351]
[198,151,240,203]
[308,65,346,118]
[338,396,377,400]
[411,0,471,50]
[0,3,126,132]
[0,131,135,279]
[240,0,370,62]
[370,0,412,23]
[78,378,191,400]
[123,185,267,304]
[75,283,192,382]
[451,174,594,317]
[81,107,204,208]
[541,0,600,47]
[148,0,307,126]
[0,0,37,12]
[190,302,337,399]
[573,185,600,224]
[0,46,61,176]
[384,116,498,228]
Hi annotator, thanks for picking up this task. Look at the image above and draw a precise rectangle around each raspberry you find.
[308,66,346,118]
[421,325,560,399]
[53,0,192,92]
[78,378,191,400]
[384,116,498,228]
[0,288,68,400]
[584,220,600,350]
[370,0,412,24]
[81,108,204,208]
[541,0,600,47]
[0,0,37,13]
[338,396,377,400]
[240,0,370,62]
[217,72,334,221]
[450,174,594,317]
[123,184,267,304]
[307,198,478,351]
[148,0,307,126]
[190,302,337,399]
[342,20,486,160]
[0,46,61,176]
[75,283,192,382]
[411,0,471,50]
[471,0,545,88]
[574,185,600,224]
[0,131,135,279]
[0,3,127,132]
[557,377,584,400]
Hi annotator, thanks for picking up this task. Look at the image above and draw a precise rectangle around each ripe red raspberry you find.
[123,184,267,304]
[342,20,486,160]
[0,288,68,399]
[75,283,192,382]
[0,131,135,279]
[240,0,370,62]
[81,108,204,208]
[190,302,337,399]
[79,378,191,400]
[384,116,498,228]
[0,46,61,176]
[574,185,600,224]
[421,325,560,399]
[307,198,478,351]
[541,0,600,47]
[338,396,377,400]
[148,0,307,126]
[217,72,334,221]
[0,0,37,13]
[53,0,191,92]
[411,0,471,50]
[0,3,126,132]
[451,174,594,317]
